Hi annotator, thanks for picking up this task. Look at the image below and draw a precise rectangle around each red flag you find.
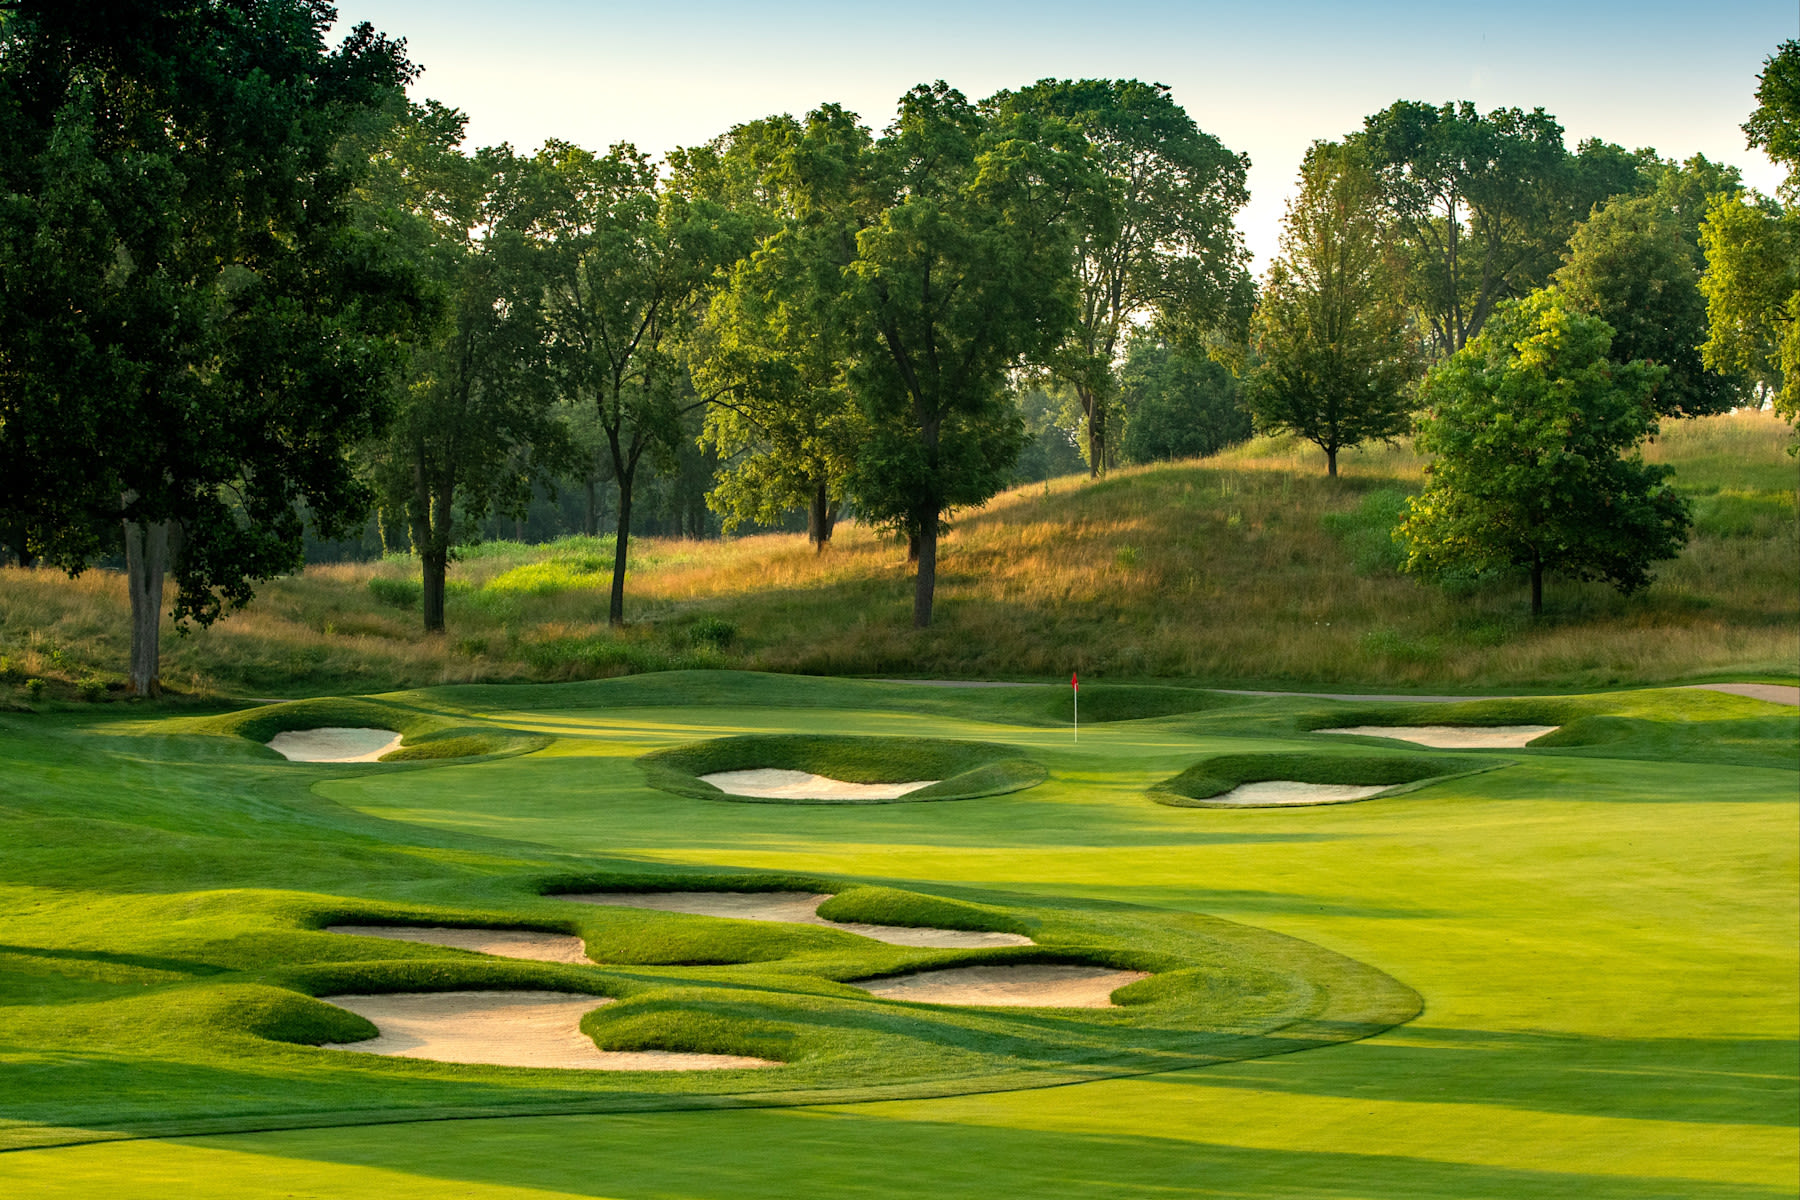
[1071,671,1078,691]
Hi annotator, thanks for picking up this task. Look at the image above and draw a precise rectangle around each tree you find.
[844,83,1091,627]
[685,108,871,549]
[506,142,735,625]
[989,79,1250,475]
[1245,143,1416,477]
[1400,291,1689,616]
[0,0,418,694]
[1352,101,1645,356]
[1700,40,1799,429]
[1554,194,1740,417]
[1117,333,1250,463]
[358,105,570,633]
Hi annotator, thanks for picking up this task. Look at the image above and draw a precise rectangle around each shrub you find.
[690,617,737,650]
[24,677,46,701]
[367,576,421,609]
[77,677,106,702]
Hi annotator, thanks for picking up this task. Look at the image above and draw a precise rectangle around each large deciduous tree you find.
[1700,40,1799,429]
[988,79,1250,475]
[1245,143,1416,477]
[846,83,1091,627]
[1352,101,1646,357]
[359,105,570,633]
[1400,292,1689,615]
[1117,333,1250,464]
[0,0,418,694]
[684,108,872,549]
[507,142,736,625]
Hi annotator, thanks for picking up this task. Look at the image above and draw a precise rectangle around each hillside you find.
[1,411,1794,702]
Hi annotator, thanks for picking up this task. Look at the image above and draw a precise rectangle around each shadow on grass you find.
[178,1107,1793,1200]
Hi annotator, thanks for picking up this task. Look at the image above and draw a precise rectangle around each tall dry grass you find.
[2,410,1794,702]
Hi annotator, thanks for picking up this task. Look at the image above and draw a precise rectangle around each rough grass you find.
[1,411,1792,702]
[638,733,1048,804]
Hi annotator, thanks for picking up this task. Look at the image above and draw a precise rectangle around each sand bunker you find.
[562,891,1033,949]
[325,924,590,965]
[1203,781,1393,807]
[1320,724,1556,749]
[320,990,774,1070]
[699,768,938,801]
[848,964,1150,1008]
[268,727,403,763]
[1689,683,1800,706]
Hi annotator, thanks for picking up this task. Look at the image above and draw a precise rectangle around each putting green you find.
[0,672,1793,1198]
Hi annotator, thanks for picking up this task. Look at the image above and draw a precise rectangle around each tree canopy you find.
[988,78,1250,475]
[1246,143,1416,476]
[0,0,419,692]
[1400,291,1689,615]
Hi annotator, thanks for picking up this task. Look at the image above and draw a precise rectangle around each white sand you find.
[561,890,1034,949]
[320,991,774,1070]
[1319,724,1557,749]
[1202,781,1392,807]
[325,924,590,965]
[848,964,1151,1008]
[268,727,403,762]
[699,768,938,800]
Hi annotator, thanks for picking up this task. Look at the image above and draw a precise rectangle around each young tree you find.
[506,142,737,625]
[1117,333,1250,463]
[1700,40,1799,429]
[0,0,418,694]
[845,83,1091,627]
[989,79,1251,475]
[359,106,570,633]
[1245,144,1416,477]
[1555,194,1741,417]
[1400,291,1689,615]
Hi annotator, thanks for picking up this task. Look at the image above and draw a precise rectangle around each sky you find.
[331,0,1798,273]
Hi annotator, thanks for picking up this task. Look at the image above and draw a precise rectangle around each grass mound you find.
[639,734,1047,804]
[1151,751,1498,808]
[192,696,550,762]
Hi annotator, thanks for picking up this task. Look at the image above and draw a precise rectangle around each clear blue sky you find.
[332,0,1797,272]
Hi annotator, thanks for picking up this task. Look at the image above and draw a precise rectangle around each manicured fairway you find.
[0,673,1794,1197]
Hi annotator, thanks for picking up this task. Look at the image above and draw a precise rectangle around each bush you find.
[77,677,106,702]
[690,617,737,650]
[24,678,45,701]
[367,576,421,609]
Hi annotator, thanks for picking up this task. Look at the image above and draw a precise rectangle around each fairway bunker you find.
[319,991,775,1070]
[1205,781,1392,807]
[267,727,402,762]
[1319,724,1556,748]
[325,924,590,964]
[640,733,1046,804]
[562,890,1034,949]
[848,964,1150,1008]
[700,769,937,800]
[1151,750,1498,808]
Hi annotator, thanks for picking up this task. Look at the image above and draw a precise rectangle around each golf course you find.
[0,672,1793,1197]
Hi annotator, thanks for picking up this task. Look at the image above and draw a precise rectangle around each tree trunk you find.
[913,514,938,629]
[1530,551,1544,617]
[907,528,920,562]
[421,547,448,633]
[609,467,635,627]
[808,481,836,553]
[1082,385,1105,479]
[122,515,169,698]
[583,474,599,537]
[1326,446,1338,478]
[6,523,34,568]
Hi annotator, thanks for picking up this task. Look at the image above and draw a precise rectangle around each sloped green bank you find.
[1151,751,1499,808]
[639,734,1047,803]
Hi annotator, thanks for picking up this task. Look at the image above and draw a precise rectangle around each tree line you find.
[1,1,1793,691]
